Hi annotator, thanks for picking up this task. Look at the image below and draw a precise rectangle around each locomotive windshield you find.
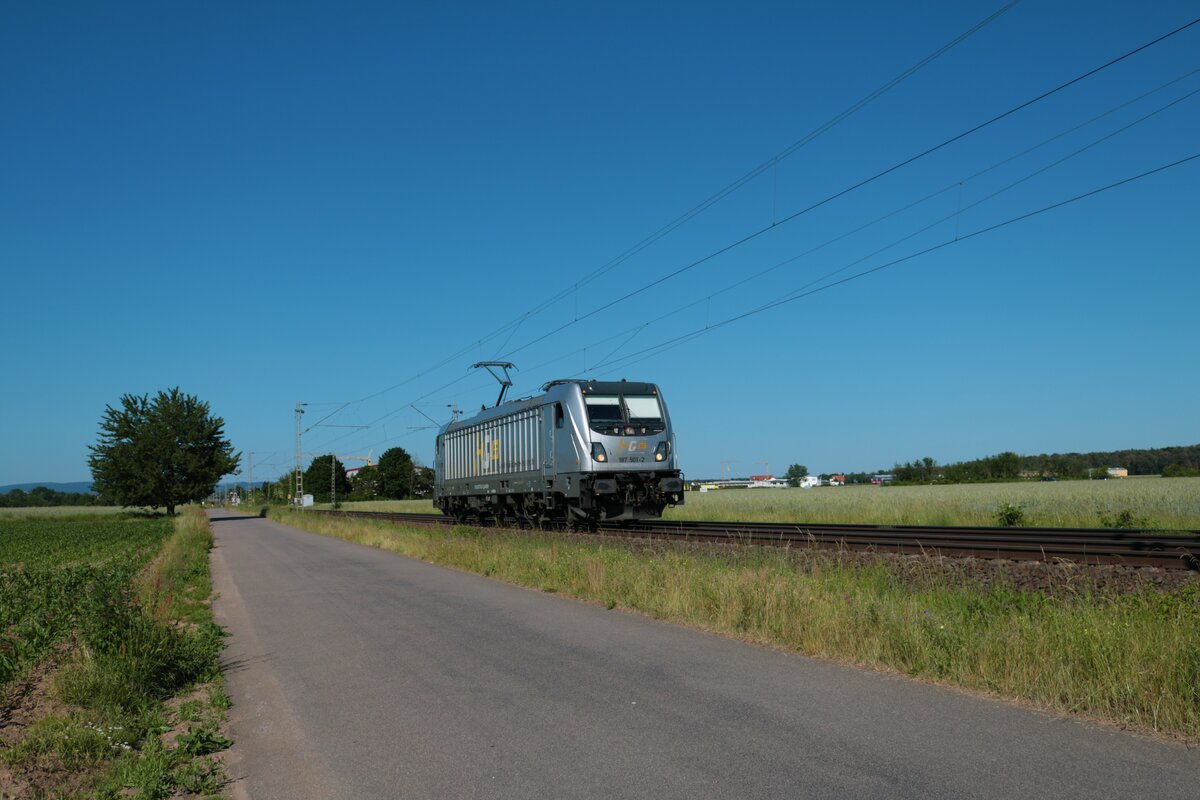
[584,395,623,422]
[624,395,663,422]
[585,394,663,424]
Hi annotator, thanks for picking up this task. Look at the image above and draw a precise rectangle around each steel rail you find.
[308,510,1200,570]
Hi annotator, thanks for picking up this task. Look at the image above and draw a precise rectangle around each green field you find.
[331,476,1200,529]
[0,510,228,797]
[0,516,172,688]
[0,506,132,519]
[666,477,1200,528]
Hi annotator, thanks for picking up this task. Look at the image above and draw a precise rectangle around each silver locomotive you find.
[434,375,684,526]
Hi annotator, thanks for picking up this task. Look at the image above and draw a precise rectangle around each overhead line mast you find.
[294,402,306,508]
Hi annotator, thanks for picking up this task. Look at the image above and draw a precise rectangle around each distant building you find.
[748,475,788,488]
[828,474,846,486]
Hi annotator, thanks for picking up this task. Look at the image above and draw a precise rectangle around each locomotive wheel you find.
[565,513,597,533]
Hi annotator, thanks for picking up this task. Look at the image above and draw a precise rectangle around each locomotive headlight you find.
[592,443,609,463]
[624,425,635,435]
[654,441,670,462]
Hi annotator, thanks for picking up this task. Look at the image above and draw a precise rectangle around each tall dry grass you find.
[330,477,1200,528]
[666,477,1200,528]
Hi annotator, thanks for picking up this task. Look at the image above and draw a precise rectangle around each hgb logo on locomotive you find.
[616,438,648,463]
[477,433,501,473]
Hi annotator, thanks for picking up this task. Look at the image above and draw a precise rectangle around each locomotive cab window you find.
[584,395,623,423]
[623,395,663,423]
[585,393,665,434]
[554,403,565,429]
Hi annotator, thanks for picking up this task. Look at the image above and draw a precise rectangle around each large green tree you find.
[303,455,352,504]
[412,465,434,497]
[88,388,240,515]
[377,447,415,499]
[349,465,383,500]
[784,464,809,487]
[275,469,298,504]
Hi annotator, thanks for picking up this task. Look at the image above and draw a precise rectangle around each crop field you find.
[666,477,1200,528]
[0,510,227,797]
[0,516,171,689]
[332,476,1200,529]
[0,506,130,519]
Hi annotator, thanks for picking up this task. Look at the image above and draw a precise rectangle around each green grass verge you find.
[271,507,1200,740]
[0,507,230,798]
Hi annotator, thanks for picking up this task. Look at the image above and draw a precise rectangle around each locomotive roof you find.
[439,379,660,434]
[564,379,659,396]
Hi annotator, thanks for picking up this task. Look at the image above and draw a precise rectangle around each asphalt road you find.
[208,510,1200,799]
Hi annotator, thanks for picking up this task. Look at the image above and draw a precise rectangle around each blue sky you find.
[2,0,1197,486]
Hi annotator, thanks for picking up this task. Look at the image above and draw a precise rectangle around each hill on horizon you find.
[0,481,94,494]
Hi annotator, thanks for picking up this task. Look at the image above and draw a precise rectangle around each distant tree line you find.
[273,446,434,504]
[890,444,1200,484]
[819,472,876,485]
[0,486,102,507]
[892,453,1022,483]
[1022,444,1200,477]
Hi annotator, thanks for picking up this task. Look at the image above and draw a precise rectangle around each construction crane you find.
[341,450,374,468]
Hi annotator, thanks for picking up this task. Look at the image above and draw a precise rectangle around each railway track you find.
[308,510,1200,570]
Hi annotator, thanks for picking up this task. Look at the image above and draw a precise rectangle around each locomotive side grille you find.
[441,406,545,483]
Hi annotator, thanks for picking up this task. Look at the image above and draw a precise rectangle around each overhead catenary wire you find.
[583,152,1200,376]
[494,15,1200,364]
[298,16,1200,461]
[516,0,1027,300]
[305,1,1027,417]
[326,150,1200,456]
[488,68,1200,395]
[306,62,1200,459]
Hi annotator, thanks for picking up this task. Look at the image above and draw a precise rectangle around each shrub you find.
[995,503,1025,527]
[1099,508,1152,530]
